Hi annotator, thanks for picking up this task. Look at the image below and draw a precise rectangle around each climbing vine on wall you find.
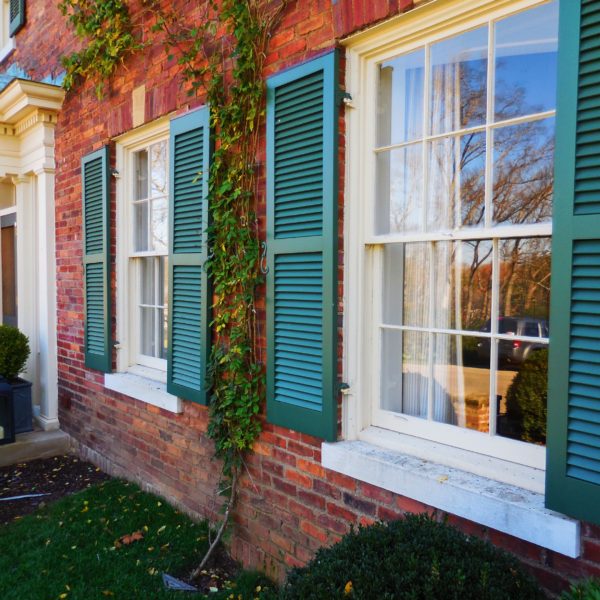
[58,0,142,99]
[153,0,289,574]
[59,0,289,574]
[57,0,285,471]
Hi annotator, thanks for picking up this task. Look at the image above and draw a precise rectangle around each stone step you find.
[0,430,70,467]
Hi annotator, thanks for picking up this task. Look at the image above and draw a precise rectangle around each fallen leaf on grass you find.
[114,530,144,548]
[344,581,353,595]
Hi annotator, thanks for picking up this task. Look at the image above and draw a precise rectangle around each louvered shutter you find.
[9,0,25,36]
[167,108,211,403]
[82,147,111,372]
[266,52,339,441]
[546,0,600,523]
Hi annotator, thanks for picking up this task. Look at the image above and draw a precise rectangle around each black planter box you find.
[0,380,14,445]
[11,378,32,434]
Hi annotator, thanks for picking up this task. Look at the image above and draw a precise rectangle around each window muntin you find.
[370,1,557,455]
[130,141,168,366]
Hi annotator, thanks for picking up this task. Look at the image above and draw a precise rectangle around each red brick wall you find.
[7,0,600,596]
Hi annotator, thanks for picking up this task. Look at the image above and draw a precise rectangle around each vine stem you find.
[190,468,239,581]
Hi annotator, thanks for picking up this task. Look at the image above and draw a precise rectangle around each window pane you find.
[434,240,492,331]
[432,334,490,433]
[383,243,430,327]
[496,345,548,445]
[140,257,155,305]
[381,329,428,418]
[427,132,486,230]
[134,201,149,252]
[430,26,488,135]
[158,308,167,360]
[498,237,551,322]
[140,306,156,357]
[150,198,168,252]
[493,117,555,225]
[150,141,167,197]
[403,243,430,327]
[377,49,424,147]
[135,149,148,201]
[375,143,423,234]
[159,256,167,308]
[494,1,558,121]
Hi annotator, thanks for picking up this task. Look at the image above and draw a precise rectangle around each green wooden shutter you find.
[266,51,339,441]
[546,0,600,523]
[9,0,25,36]
[82,146,111,372]
[167,108,211,404]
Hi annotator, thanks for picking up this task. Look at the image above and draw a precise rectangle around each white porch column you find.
[34,168,59,430]
[14,175,40,403]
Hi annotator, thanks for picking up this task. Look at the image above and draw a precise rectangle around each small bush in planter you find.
[0,325,30,382]
[282,514,546,600]
[561,578,600,600]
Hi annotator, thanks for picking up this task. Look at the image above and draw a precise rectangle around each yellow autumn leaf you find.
[344,580,353,595]
[157,525,166,534]
[102,592,114,597]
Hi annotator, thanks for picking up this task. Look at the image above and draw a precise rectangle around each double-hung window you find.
[348,0,558,470]
[98,111,210,411]
[130,141,168,369]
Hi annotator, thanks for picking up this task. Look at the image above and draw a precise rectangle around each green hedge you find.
[561,579,600,600]
[282,515,546,600]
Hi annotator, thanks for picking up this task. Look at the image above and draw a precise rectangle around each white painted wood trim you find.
[342,0,556,476]
[105,370,181,414]
[322,439,580,558]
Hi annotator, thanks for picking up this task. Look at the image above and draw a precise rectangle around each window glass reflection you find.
[434,240,492,331]
[499,237,551,321]
[496,346,548,445]
[493,117,555,225]
[494,1,558,121]
[428,132,486,230]
[377,50,424,147]
[432,334,491,432]
[430,26,488,135]
[376,143,423,234]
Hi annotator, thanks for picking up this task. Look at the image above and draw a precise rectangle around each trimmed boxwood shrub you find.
[561,579,600,600]
[0,325,30,381]
[282,515,546,600]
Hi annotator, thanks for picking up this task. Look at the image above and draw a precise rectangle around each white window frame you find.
[0,0,15,63]
[108,116,181,413]
[113,116,171,376]
[343,0,556,477]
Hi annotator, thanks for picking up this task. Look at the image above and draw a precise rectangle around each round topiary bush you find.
[282,514,546,600]
[505,348,548,444]
[0,325,30,381]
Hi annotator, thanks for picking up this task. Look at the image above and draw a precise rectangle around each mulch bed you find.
[0,454,110,525]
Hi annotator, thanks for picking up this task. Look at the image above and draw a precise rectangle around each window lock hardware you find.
[110,168,120,178]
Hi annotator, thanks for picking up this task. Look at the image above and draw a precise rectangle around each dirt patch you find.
[0,454,110,524]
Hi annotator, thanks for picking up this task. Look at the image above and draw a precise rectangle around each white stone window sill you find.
[0,39,15,64]
[322,431,580,558]
[105,366,182,413]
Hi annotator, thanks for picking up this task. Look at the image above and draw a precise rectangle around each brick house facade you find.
[3,0,600,596]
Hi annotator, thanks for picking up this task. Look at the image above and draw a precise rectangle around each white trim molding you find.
[322,440,580,558]
[0,80,65,431]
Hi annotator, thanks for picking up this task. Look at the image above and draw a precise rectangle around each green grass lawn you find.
[0,478,276,600]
